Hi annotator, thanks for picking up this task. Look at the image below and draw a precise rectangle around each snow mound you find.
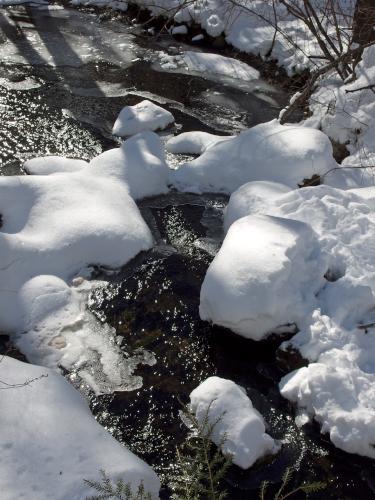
[224,181,291,232]
[189,376,279,469]
[166,131,233,155]
[89,131,169,199]
[0,134,165,391]
[221,181,375,458]
[200,214,327,340]
[172,120,336,194]
[280,349,375,459]
[0,356,160,500]
[112,99,174,137]
[24,156,88,175]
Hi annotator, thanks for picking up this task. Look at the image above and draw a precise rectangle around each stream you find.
[0,4,374,499]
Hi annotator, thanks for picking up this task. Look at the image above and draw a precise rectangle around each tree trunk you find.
[353,0,375,46]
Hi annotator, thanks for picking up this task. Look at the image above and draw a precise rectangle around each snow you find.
[219,181,375,458]
[89,131,170,199]
[0,132,170,392]
[172,120,337,194]
[224,181,291,233]
[112,100,175,137]
[0,356,160,500]
[24,156,88,175]
[305,45,375,190]
[171,25,188,36]
[189,377,279,469]
[200,214,327,341]
[158,51,260,82]
[166,131,233,155]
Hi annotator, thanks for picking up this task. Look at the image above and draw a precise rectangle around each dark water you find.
[1,4,374,499]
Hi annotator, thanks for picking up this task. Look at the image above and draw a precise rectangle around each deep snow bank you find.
[189,376,279,468]
[200,214,327,340]
[0,356,160,500]
[171,120,337,194]
[0,132,168,392]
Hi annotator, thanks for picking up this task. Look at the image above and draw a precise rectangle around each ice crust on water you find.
[112,100,175,137]
[0,356,160,500]
[0,131,168,393]
[166,131,234,155]
[200,214,327,341]
[158,50,260,82]
[171,120,337,194]
[189,376,279,469]
[217,181,375,458]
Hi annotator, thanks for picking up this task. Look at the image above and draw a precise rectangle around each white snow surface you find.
[0,132,169,392]
[305,45,375,190]
[158,51,260,82]
[220,181,375,458]
[172,120,337,194]
[112,99,175,137]
[200,214,327,340]
[166,131,234,155]
[0,356,160,500]
[24,156,88,175]
[189,377,279,469]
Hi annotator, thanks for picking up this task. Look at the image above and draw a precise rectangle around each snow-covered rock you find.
[166,131,233,155]
[220,181,375,458]
[172,120,337,194]
[0,356,160,500]
[224,181,291,232]
[200,214,327,340]
[89,131,169,199]
[24,156,88,175]
[189,376,279,469]
[112,99,174,137]
[171,24,188,35]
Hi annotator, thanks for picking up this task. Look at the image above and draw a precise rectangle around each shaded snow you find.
[0,356,160,500]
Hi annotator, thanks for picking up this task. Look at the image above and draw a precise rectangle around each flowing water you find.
[0,4,374,498]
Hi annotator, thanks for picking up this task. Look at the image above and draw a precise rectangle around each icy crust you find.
[222,181,375,458]
[158,51,260,82]
[189,377,279,469]
[171,120,337,194]
[200,214,327,341]
[166,131,233,155]
[112,99,175,137]
[0,132,169,392]
[0,356,160,500]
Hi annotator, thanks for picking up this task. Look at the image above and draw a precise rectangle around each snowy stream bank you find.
[1,4,375,499]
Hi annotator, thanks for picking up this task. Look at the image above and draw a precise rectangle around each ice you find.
[112,100,175,137]
[157,50,260,83]
[0,356,160,500]
[200,214,327,340]
[189,377,279,469]
[172,120,337,194]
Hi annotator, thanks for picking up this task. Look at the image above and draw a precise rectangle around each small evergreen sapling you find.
[169,401,232,500]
